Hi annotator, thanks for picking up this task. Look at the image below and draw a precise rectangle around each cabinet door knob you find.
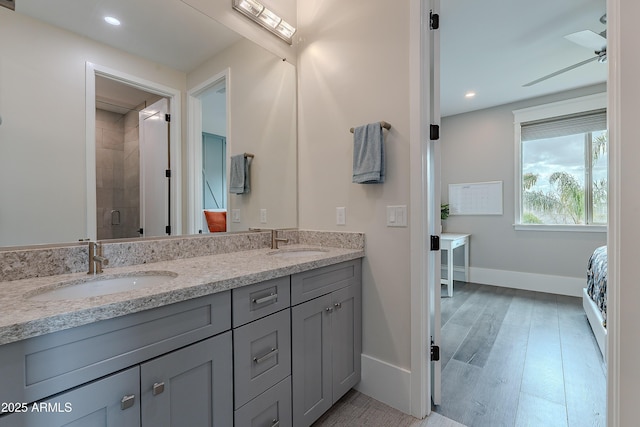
[120,394,135,410]
[152,382,165,396]
[325,307,334,312]
[253,348,279,364]
[334,302,342,309]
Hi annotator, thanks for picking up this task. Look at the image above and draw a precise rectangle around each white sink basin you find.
[28,271,178,301]
[268,248,329,258]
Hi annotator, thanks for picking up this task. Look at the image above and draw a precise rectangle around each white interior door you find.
[429,0,442,406]
[140,98,169,237]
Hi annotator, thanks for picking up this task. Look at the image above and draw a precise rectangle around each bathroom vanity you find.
[0,236,363,427]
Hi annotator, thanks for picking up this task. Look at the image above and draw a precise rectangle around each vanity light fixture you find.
[232,0,296,44]
[104,16,121,26]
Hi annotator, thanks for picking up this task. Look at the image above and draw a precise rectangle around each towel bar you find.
[350,121,391,133]
[244,153,254,158]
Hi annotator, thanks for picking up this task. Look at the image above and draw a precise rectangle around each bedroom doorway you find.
[435,0,608,425]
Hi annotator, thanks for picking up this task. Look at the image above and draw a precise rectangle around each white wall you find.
[441,85,607,295]
[188,39,297,231]
[0,9,185,247]
[201,89,226,137]
[297,0,413,404]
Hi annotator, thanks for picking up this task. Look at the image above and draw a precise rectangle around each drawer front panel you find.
[233,276,290,327]
[291,260,361,305]
[234,309,291,409]
[0,366,140,427]
[234,377,292,427]
[0,291,230,405]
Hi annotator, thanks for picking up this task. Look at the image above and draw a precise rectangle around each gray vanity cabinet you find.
[291,260,362,427]
[140,332,233,427]
[0,292,232,427]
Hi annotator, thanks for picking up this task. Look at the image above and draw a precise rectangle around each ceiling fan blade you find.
[523,56,600,87]
[564,30,607,51]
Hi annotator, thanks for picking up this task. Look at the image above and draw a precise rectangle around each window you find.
[514,94,607,230]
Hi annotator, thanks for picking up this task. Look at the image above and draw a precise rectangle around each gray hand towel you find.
[230,154,250,194]
[352,123,385,184]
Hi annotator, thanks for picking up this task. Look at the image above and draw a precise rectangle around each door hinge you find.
[431,344,440,361]
[166,225,171,235]
[165,113,171,122]
[430,124,440,141]
[430,11,440,30]
[430,235,440,251]
[165,169,171,178]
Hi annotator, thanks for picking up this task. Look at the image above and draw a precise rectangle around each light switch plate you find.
[387,205,407,227]
[336,207,346,225]
[231,209,241,223]
[260,209,267,224]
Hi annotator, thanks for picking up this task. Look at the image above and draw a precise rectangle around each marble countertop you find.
[0,245,364,345]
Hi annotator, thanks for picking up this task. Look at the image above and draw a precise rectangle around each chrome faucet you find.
[271,229,289,250]
[88,241,109,274]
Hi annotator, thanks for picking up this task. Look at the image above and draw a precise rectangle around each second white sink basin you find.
[28,271,178,301]
[268,248,329,258]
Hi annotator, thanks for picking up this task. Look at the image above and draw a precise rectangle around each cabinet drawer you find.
[0,291,230,405]
[234,376,292,427]
[291,259,361,305]
[233,276,290,327]
[233,309,291,409]
[0,366,140,427]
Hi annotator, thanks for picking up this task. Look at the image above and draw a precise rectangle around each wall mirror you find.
[0,0,297,248]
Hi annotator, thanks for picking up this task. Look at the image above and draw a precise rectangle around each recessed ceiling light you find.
[465,91,476,98]
[104,16,121,26]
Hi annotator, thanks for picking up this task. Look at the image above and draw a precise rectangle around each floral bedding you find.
[587,245,607,327]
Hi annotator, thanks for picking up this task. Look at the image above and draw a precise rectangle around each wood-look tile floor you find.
[436,281,606,427]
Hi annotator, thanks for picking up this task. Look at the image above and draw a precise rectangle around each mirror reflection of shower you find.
[95,76,170,240]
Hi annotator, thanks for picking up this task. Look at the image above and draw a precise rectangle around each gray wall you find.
[441,84,607,279]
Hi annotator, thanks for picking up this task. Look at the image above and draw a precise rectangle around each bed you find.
[583,245,607,360]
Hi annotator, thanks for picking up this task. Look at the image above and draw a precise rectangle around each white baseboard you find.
[441,265,467,282]
[355,353,411,414]
[468,267,584,297]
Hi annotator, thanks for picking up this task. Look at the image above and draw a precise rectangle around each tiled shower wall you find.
[96,109,140,239]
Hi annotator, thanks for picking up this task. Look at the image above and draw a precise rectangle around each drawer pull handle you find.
[252,293,278,305]
[334,302,342,309]
[271,420,280,427]
[152,382,165,396]
[121,395,135,410]
[253,348,279,364]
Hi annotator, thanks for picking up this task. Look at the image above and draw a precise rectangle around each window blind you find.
[521,109,607,141]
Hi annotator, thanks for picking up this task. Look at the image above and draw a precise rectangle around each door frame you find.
[409,0,439,419]
[411,0,622,423]
[85,62,182,240]
[186,69,230,234]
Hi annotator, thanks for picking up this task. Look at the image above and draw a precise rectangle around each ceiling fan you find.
[523,14,607,87]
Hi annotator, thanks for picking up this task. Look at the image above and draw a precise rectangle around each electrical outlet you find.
[336,207,346,225]
[260,209,267,224]
[231,209,241,223]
